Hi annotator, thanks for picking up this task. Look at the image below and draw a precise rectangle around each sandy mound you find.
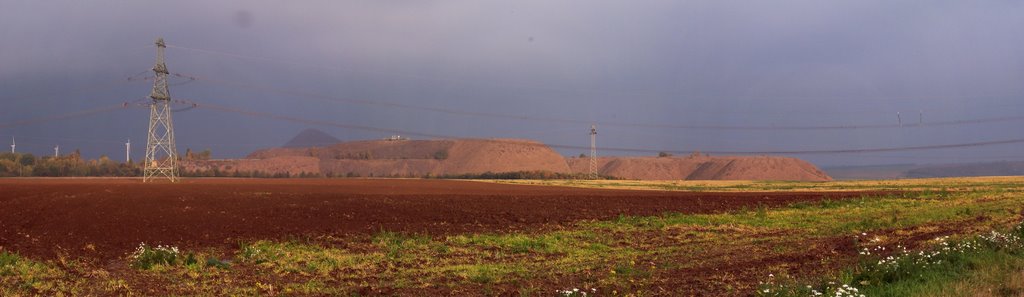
[438,139,570,174]
[567,155,831,181]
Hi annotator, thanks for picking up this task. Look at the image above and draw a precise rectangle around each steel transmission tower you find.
[589,124,597,179]
[143,38,179,182]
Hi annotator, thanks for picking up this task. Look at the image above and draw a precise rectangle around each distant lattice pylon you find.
[143,38,179,182]
[589,124,597,179]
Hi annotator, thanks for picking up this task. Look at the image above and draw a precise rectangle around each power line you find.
[1,72,149,109]
[177,98,1024,156]
[0,104,126,130]
[164,43,1024,116]
[0,134,127,145]
[834,154,1024,161]
[6,98,1024,157]
[165,43,669,99]
[189,100,447,138]
[561,139,1024,155]
[0,134,290,150]
[173,71,1024,131]
[0,71,150,131]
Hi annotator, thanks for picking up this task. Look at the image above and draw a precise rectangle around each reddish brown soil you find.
[0,178,884,261]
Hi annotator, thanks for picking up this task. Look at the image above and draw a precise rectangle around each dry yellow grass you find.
[478,176,1024,192]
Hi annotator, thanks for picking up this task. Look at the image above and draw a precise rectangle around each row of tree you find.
[0,147,217,177]
[432,170,615,180]
[0,152,140,177]
[1,152,607,180]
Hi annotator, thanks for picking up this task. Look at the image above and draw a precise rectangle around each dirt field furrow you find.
[0,178,889,260]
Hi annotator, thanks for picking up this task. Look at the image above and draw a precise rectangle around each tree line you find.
[0,152,140,177]
[0,151,610,180]
[0,148,211,178]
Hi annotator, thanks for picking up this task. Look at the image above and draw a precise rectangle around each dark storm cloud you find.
[2,1,1023,166]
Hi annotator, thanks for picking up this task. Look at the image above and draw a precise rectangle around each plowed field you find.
[0,178,886,260]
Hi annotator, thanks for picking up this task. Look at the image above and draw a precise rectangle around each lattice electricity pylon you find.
[589,124,597,180]
[143,38,179,182]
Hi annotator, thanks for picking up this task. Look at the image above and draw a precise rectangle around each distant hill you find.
[823,164,921,180]
[905,161,1024,178]
[282,128,340,148]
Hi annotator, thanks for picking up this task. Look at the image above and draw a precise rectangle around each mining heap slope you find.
[185,138,831,181]
[235,138,571,176]
[567,155,833,181]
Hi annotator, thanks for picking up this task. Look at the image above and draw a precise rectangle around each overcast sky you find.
[2,1,1024,167]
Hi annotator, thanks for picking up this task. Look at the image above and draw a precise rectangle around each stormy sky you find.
[2,1,1024,167]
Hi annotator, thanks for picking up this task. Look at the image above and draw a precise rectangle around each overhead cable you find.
[178,98,1024,155]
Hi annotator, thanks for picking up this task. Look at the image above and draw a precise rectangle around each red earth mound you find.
[185,138,832,181]
[188,138,570,177]
[568,155,833,181]
[0,178,882,260]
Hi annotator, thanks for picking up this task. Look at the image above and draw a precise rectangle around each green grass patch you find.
[0,251,18,270]
[591,192,1019,236]
[374,231,436,259]
[759,221,1024,297]
[0,251,93,296]
[448,232,581,254]
[238,240,379,277]
[5,177,1024,295]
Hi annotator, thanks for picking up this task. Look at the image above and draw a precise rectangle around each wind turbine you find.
[54,145,59,158]
[9,137,13,154]
[125,138,131,163]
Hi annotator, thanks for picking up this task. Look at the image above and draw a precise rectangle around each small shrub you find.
[755,204,768,222]
[374,231,431,259]
[469,266,497,283]
[130,243,180,269]
[239,242,279,264]
[586,243,610,252]
[0,251,20,276]
[184,253,198,266]
[557,288,597,296]
[0,251,18,267]
[612,261,651,278]
[507,236,551,253]
[206,258,232,270]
